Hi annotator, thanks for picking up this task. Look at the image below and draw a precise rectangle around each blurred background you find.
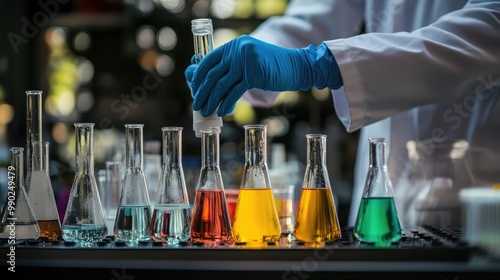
[0,0,359,226]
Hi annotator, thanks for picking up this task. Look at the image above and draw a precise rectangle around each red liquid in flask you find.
[190,189,232,244]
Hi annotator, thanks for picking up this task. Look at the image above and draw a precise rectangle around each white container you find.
[459,187,500,257]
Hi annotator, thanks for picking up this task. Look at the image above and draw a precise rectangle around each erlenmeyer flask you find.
[294,134,341,245]
[27,141,62,241]
[354,138,402,246]
[62,123,107,245]
[190,127,232,245]
[105,161,122,234]
[232,124,280,246]
[114,124,151,243]
[150,127,191,244]
[0,147,40,240]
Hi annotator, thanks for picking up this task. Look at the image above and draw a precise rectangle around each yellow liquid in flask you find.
[232,188,281,244]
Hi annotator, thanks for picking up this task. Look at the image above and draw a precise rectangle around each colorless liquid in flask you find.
[114,124,151,243]
[0,147,40,240]
[150,127,191,244]
[62,123,107,245]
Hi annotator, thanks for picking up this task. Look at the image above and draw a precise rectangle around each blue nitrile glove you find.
[186,35,343,117]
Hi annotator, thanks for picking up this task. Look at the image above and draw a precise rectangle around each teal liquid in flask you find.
[354,138,402,246]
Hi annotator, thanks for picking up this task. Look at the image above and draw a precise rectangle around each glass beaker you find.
[0,147,40,240]
[190,127,232,245]
[191,18,222,137]
[354,138,402,246]
[273,184,295,235]
[232,124,280,246]
[105,161,122,234]
[27,141,62,241]
[150,127,191,244]
[401,140,475,228]
[294,134,341,245]
[114,124,151,243]
[62,123,107,245]
[25,90,42,191]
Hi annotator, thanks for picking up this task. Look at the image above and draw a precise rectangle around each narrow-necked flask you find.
[232,124,281,246]
[354,138,403,246]
[190,127,232,245]
[294,134,341,245]
[25,90,42,191]
[150,127,191,244]
[27,141,62,241]
[105,161,122,234]
[114,124,151,243]
[62,123,107,245]
[0,147,40,240]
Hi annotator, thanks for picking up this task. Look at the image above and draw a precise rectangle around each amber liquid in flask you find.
[294,134,341,245]
[150,127,191,244]
[0,147,40,240]
[62,123,107,245]
[114,124,151,243]
[232,125,281,246]
[354,138,402,246]
[190,127,232,245]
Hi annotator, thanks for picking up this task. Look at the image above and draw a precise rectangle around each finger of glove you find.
[185,65,196,92]
[190,55,196,64]
[192,57,230,111]
[191,48,224,94]
[217,81,247,117]
[202,69,240,117]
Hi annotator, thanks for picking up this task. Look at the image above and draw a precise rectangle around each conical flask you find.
[232,124,280,246]
[190,127,232,245]
[114,124,151,243]
[293,134,341,245]
[150,127,191,244]
[354,138,403,246]
[0,147,40,240]
[62,123,107,245]
[27,141,62,241]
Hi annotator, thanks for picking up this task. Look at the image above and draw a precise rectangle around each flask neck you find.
[26,91,42,173]
[75,123,95,174]
[191,18,213,63]
[125,125,144,170]
[244,125,267,167]
[162,127,183,166]
[31,141,49,174]
[201,128,220,168]
[10,147,25,192]
[369,138,386,169]
[306,134,327,168]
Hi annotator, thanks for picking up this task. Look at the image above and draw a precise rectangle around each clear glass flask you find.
[25,90,42,190]
[191,18,222,138]
[190,127,232,245]
[105,161,122,234]
[232,124,281,246]
[354,138,403,246]
[27,141,62,241]
[0,147,40,240]
[150,127,191,244]
[294,134,341,245]
[114,124,151,243]
[62,123,107,245]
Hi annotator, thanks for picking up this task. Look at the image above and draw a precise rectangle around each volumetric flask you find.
[27,141,62,241]
[294,134,341,245]
[354,138,402,246]
[114,124,151,243]
[232,124,281,246]
[0,147,40,240]
[62,123,107,245]
[190,127,232,245]
[150,127,191,244]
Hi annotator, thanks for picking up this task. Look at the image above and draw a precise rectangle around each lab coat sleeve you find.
[241,0,365,107]
[328,0,500,132]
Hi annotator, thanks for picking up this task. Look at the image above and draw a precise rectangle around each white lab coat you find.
[242,0,500,227]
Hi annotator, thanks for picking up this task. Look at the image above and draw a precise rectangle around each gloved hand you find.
[185,35,343,117]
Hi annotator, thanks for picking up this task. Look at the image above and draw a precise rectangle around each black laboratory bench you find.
[1,226,499,280]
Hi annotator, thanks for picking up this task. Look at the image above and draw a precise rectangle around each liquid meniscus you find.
[354,197,402,245]
[294,188,341,244]
[62,224,107,244]
[232,188,281,244]
[150,204,191,244]
[114,205,151,242]
[190,189,231,244]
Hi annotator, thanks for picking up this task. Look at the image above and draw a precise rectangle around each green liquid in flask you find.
[354,197,402,245]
